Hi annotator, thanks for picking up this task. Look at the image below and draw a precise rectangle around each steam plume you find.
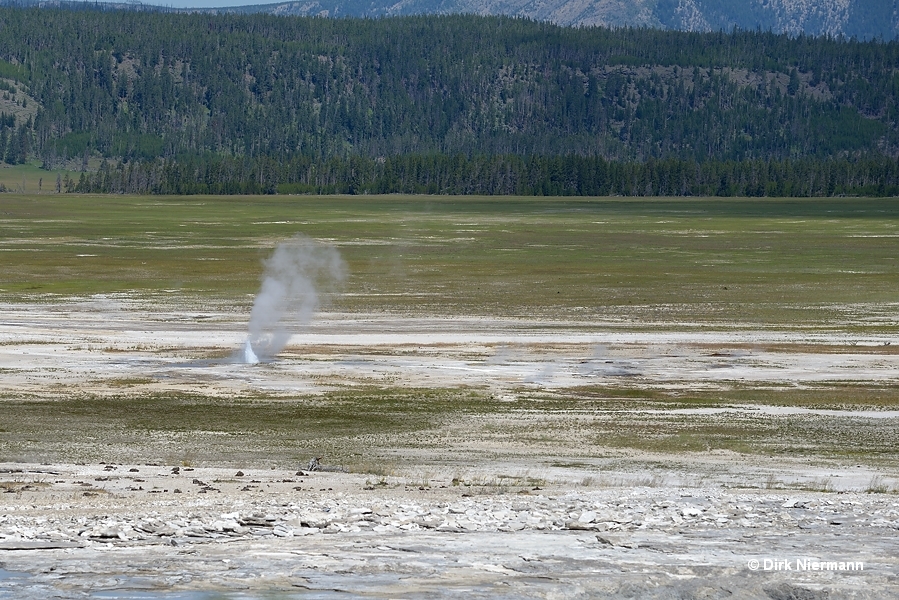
[243,235,346,362]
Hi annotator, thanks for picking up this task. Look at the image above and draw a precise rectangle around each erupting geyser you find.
[243,339,259,364]
[240,234,346,364]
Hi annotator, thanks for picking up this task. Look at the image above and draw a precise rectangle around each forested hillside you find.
[1,7,898,195]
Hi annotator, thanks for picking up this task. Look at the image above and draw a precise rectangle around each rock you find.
[272,525,293,538]
[0,540,83,550]
[135,521,161,534]
[88,526,128,540]
[764,583,828,600]
[414,518,438,529]
[240,515,275,527]
[596,534,620,546]
[596,534,637,548]
[184,527,211,538]
[154,525,181,537]
[578,510,597,524]
[297,513,331,529]
[209,519,242,533]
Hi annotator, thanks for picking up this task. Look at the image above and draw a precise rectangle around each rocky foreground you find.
[1,463,897,598]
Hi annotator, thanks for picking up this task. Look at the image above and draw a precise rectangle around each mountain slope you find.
[208,0,899,39]
[6,0,898,38]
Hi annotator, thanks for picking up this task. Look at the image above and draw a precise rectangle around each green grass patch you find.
[0,162,79,192]
[2,384,897,466]
[0,194,897,329]
[485,385,899,460]
[0,386,504,465]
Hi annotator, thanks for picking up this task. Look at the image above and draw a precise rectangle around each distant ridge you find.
[3,0,898,39]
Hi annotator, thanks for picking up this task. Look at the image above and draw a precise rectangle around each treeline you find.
[0,116,30,164]
[68,154,899,197]
[0,8,897,165]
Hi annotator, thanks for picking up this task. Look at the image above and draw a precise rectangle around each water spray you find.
[242,235,347,363]
[243,339,259,364]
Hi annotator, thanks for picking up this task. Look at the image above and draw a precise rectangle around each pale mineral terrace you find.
[1,297,898,598]
[1,463,898,599]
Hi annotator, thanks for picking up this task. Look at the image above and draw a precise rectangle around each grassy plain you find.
[2,193,898,326]
[0,161,80,193]
[1,193,899,473]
